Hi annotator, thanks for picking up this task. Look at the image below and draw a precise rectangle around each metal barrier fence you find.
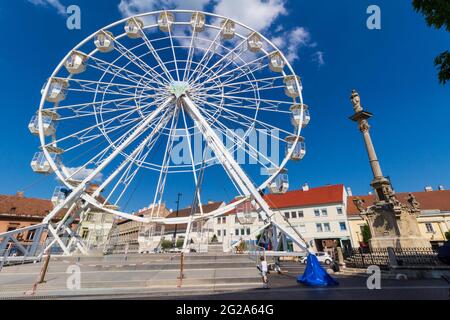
[345,247,444,270]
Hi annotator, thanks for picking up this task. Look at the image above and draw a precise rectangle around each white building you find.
[214,184,352,254]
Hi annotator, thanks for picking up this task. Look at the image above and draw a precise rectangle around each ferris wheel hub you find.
[169,81,190,99]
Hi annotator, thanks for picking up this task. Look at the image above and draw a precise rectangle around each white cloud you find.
[117,0,323,65]
[28,0,66,16]
[213,0,287,31]
[63,167,104,184]
[118,0,211,17]
[312,51,325,66]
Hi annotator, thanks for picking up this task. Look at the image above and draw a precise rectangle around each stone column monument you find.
[349,90,431,249]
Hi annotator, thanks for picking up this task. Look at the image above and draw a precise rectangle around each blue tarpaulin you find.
[297,254,339,287]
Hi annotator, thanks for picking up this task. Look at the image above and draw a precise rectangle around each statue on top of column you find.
[350,90,364,113]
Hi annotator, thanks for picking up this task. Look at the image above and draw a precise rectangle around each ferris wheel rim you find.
[36,9,306,216]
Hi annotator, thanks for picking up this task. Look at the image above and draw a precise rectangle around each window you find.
[337,207,343,215]
[235,229,239,236]
[247,229,251,236]
[223,230,227,237]
[425,223,434,233]
[217,230,221,237]
[81,229,89,240]
[291,212,297,219]
[321,209,328,217]
[217,218,221,224]
[241,229,245,236]
[285,212,290,219]
[324,223,331,232]
[26,229,36,241]
[222,217,226,224]
[298,211,304,218]
[299,224,306,233]
[314,210,320,217]
[316,223,323,232]
[339,222,347,231]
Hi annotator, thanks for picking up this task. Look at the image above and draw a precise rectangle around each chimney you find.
[302,183,310,192]
[16,191,25,198]
[346,187,353,197]
[438,185,445,191]
[424,186,433,192]
[368,191,373,196]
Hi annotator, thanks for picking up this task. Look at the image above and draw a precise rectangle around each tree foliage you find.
[413,0,450,84]
[362,225,372,245]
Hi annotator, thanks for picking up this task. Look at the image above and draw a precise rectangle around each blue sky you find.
[0,0,448,211]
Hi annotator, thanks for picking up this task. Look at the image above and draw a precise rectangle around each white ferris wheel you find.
[26,10,311,255]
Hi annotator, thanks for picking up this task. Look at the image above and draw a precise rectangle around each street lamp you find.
[173,193,182,248]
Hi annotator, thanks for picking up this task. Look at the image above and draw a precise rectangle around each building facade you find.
[347,189,450,249]
[215,185,352,254]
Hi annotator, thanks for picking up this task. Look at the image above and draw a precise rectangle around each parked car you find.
[300,252,333,265]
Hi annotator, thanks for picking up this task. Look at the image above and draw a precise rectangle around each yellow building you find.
[347,189,450,249]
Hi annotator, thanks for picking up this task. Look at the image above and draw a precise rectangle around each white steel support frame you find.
[3,10,312,261]
[33,98,173,256]
[182,96,309,253]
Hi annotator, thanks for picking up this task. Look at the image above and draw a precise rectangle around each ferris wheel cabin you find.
[94,31,115,53]
[28,111,59,137]
[269,170,289,194]
[285,135,306,161]
[64,51,88,75]
[30,152,60,174]
[125,18,144,39]
[41,78,69,103]
[291,104,311,129]
[269,52,285,73]
[247,32,263,53]
[158,12,175,32]
[191,12,206,32]
[221,20,236,40]
[284,75,302,98]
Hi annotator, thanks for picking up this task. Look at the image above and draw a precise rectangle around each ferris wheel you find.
[27,10,311,254]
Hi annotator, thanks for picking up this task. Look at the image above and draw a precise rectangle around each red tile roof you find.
[347,190,450,216]
[222,185,345,216]
[0,194,64,220]
[265,185,345,210]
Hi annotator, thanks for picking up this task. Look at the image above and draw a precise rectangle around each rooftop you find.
[347,189,450,216]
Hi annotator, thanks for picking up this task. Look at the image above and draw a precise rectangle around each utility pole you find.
[173,193,182,248]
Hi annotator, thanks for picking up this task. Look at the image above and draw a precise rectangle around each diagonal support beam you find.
[182,95,310,253]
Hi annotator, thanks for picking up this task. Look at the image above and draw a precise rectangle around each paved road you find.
[1,259,448,300]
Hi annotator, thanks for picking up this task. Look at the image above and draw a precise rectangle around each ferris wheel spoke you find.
[135,21,176,82]
[202,109,279,170]
[167,25,181,82]
[186,24,226,83]
[59,77,163,96]
[47,96,142,112]
[150,107,181,218]
[191,35,248,85]
[196,97,293,136]
[88,55,165,89]
[193,54,269,91]
[197,93,292,106]
[111,36,172,86]
[95,107,175,199]
[45,106,145,150]
[182,21,201,82]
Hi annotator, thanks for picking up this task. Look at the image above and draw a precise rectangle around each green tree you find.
[362,225,372,245]
[445,231,450,241]
[413,0,450,84]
